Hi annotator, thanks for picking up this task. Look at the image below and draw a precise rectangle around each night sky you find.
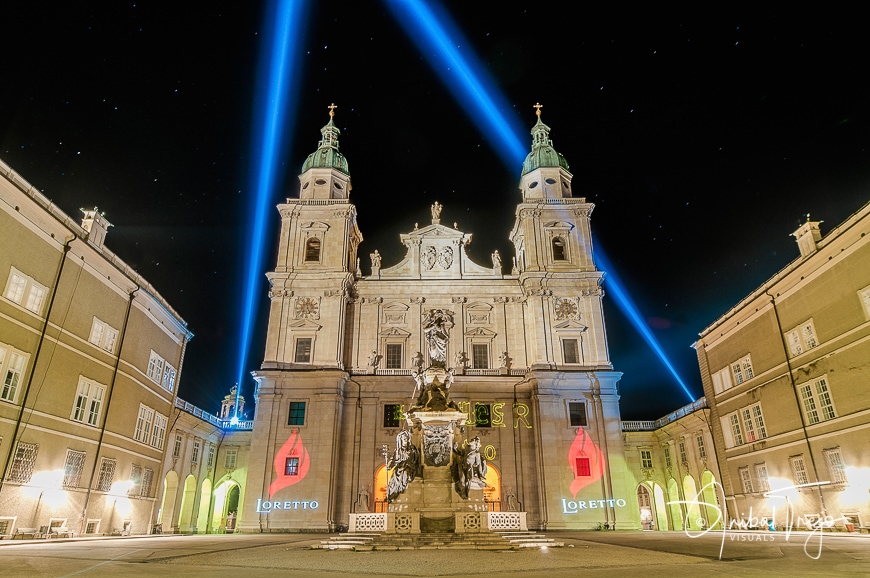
[3,3,869,420]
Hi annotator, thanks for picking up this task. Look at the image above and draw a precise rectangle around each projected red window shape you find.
[568,428,605,498]
[269,428,310,497]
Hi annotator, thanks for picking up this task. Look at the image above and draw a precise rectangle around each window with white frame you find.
[151,412,167,450]
[739,466,753,493]
[225,448,238,469]
[85,520,101,534]
[640,449,653,469]
[0,343,28,403]
[731,354,754,385]
[721,412,744,447]
[191,439,201,464]
[786,320,819,357]
[71,378,105,426]
[146,350,165,384]
[3,268,48,314]
[173,433,183,458]
[799,376,836,424]
[755,463,770,492]
[62,450,86,488]
[8,442,38,484]
[790,455,810,485]
[161,364,176,392]
[134,405,155,444]
[712,367,731,394]
[96,457,116,492]
[823,448,847,484]
[740,403,767,443]
[88,318,118,353]
[861,286,870,318]
[568,401,587,427]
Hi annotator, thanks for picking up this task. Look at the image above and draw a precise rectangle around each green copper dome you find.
[301,115,350,176]
[520,113,570,176]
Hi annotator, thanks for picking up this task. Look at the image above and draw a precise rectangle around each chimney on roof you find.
[791,213,822,258]
[80,207,113,249]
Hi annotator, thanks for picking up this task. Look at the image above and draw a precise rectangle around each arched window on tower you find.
[552,237,567,261]
[305,238,321,262]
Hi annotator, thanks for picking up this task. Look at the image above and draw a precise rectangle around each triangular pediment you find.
[464,327,497,338]
[289,319,323,330]
[554,320,588,331]
[379,327,412,337]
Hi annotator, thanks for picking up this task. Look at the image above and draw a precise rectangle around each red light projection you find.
[568,428,605,498]
[269,428,310,498]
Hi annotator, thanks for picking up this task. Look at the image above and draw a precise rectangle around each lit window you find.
[96,458,116,492]
[288,401,306,426]
[285,457,300,476]
[0,343,28,403]
[63,450,86,489]
[739,467,753,493]
[385,343,403,369]
[823,448,847,484]
[786,320,819,357]
[88,318,118,353]
[799,377,836,424]
[72,378,105,426]
[790,455,809,485]
[754,463,770,492]
[640,449,653,469]
[8,442,39,484]
[472,343,489,369]
[294,338,312,363]
[568,402,587,427]
[575,457,591,476]
[4,268,48,314]
[134,405,155,444]
[562,339,580,364]
[384,404,402,428]
[304,238,321,262]
[147,351,165,384]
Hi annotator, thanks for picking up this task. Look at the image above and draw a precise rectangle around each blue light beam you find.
[236,0,310,412]
[388,0,696,402]
[593,242,696,402]
[384,0,526,166]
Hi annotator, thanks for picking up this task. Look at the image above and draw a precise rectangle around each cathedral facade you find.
[238,109,640,532]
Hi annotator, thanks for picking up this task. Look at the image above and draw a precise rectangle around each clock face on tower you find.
[295,297,320,319]
[555,298,578,320]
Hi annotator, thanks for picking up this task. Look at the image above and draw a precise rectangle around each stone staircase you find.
[319,530,562,550]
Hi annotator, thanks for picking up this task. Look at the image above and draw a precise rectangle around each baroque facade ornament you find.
[554,297,580,320]
[294,296,320,319]
[451,296,467,304]
[437,246,454,269]
[422,246,437,270]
